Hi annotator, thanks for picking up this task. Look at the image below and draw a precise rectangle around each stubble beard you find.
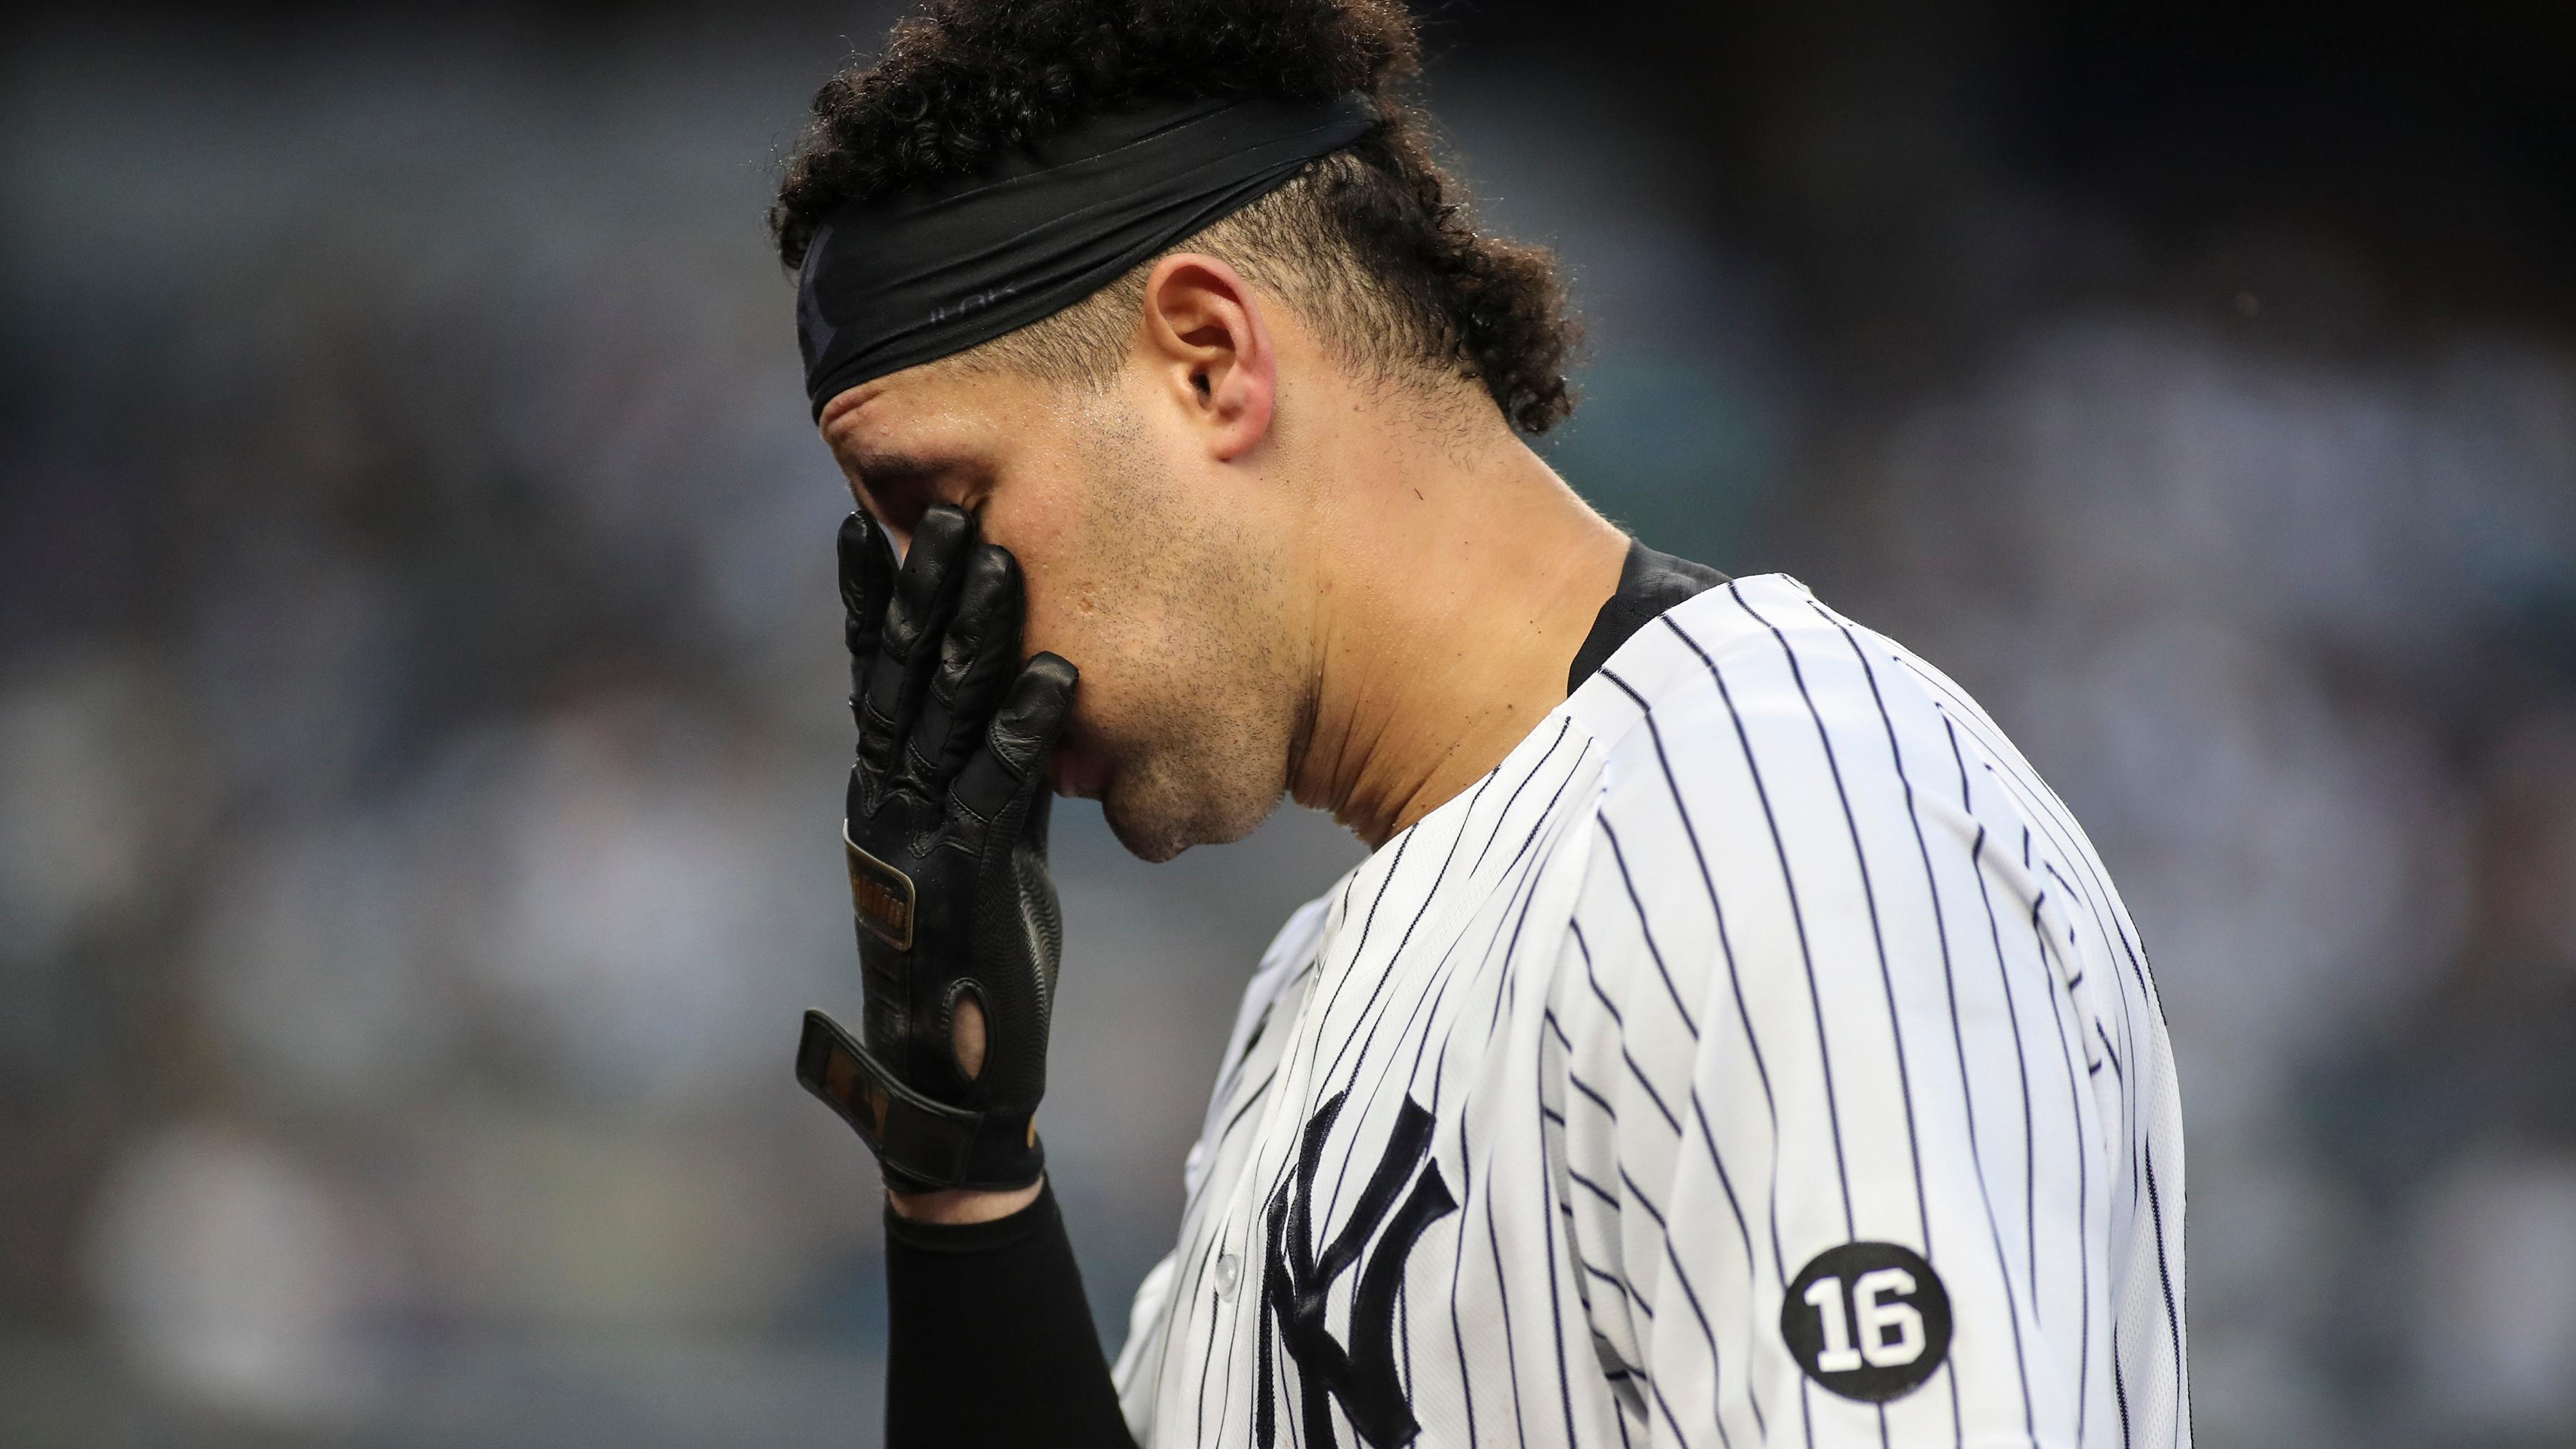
[1088,526,1304,864]
[1093,630,1303,864]
[1067,393,1304,864]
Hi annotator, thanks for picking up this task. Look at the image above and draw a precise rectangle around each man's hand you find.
[796,504,1077,1200]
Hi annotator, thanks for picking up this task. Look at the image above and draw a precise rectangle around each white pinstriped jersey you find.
[1112,572,2190,1448]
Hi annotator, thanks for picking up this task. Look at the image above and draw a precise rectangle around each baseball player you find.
[778,2,2190,1446]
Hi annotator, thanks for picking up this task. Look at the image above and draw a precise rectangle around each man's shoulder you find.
[1566,573,1976,813]
[1568,571,1888,737]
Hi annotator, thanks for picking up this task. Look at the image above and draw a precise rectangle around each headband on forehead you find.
[796,92,1380,419]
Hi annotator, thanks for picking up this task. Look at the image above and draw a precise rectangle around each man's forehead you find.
[819,357,1023,454]
[819,365,1060,527]
[822,371,956,470]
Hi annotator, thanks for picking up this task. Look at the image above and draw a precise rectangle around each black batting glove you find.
[796,504,1078,1194]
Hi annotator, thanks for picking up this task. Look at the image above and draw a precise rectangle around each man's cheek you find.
[1015,592,1076,666]
[1016,603,1119,733]
[1013,562,1111,665]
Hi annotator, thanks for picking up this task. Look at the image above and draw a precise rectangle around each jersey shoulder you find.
[1561,572,2071,897]
[1567,572,1956,798]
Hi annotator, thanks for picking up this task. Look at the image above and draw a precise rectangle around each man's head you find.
[774,0,1581,862]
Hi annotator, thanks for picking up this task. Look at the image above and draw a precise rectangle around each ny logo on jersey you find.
[1257,1091,1457,1449]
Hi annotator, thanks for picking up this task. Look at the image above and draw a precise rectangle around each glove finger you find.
[857,504,975,778]
[1022,779,1055,854]
[950,652,1078,826]
[898,540,1024,795]
[837,511,896,708]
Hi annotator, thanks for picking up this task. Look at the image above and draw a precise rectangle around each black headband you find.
[796,92,1380,419]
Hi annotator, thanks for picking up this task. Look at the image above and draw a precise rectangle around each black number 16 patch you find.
[1780,1241,1953,1402]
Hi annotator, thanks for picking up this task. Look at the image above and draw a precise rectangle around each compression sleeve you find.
[882,1180,1140,1448]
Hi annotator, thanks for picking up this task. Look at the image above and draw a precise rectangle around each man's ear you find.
[1139,253,1275,462]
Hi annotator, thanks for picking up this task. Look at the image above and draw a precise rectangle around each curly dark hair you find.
[771,0,1580,433]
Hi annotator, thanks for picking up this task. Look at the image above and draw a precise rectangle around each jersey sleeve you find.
[1544,618,2120,1447]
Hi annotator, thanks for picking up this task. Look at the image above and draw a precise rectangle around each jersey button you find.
[1213,1252,1243,1301]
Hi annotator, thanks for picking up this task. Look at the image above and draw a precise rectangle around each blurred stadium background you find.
[6,2,2576,1444]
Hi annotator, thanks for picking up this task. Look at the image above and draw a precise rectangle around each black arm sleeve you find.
[882,1180,1140,1449]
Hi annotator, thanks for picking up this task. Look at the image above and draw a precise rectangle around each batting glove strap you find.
[796,1008,1045,1194]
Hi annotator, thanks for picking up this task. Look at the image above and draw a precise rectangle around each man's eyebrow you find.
[844,448,946,487]
[832,442,910,476]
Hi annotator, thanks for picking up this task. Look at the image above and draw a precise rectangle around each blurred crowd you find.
[5,7,2575,1448]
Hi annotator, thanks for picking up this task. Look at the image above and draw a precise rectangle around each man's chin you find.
[1098,789,1203,864]
[1098,776,1281,864]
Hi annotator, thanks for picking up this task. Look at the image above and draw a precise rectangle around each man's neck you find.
[1285,409,1628,849]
